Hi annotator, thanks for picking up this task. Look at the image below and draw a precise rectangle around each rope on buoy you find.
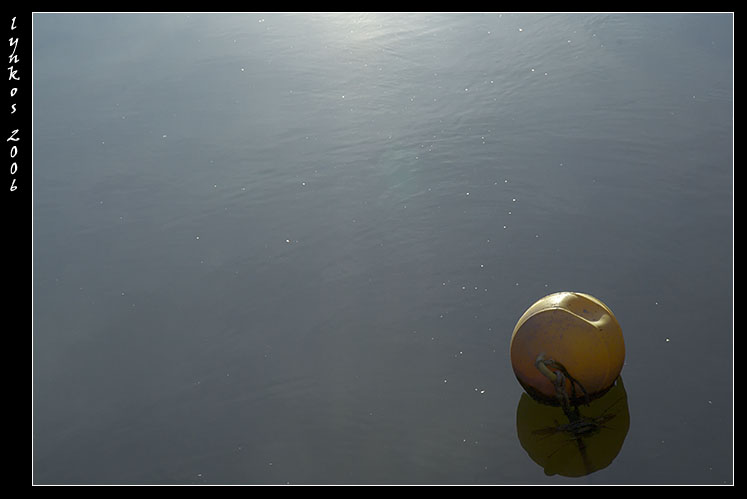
[535,353,591,422]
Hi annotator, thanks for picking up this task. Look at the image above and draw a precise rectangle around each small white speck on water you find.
[162,134,167,138]
[665,337,670,342]
[195,236,200,240]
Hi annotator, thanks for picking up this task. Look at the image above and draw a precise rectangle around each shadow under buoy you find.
[515,376,630,477]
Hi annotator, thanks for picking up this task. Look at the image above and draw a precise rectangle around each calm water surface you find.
[33,13,733,484]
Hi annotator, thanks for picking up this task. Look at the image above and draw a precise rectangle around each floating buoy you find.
[509,292,625,405]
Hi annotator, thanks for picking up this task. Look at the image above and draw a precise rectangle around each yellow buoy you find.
[509,292,625,405]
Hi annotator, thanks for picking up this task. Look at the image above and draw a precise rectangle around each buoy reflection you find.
[515,377,630,477]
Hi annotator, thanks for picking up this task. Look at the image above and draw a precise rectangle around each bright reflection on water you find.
[33,13,732,484]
